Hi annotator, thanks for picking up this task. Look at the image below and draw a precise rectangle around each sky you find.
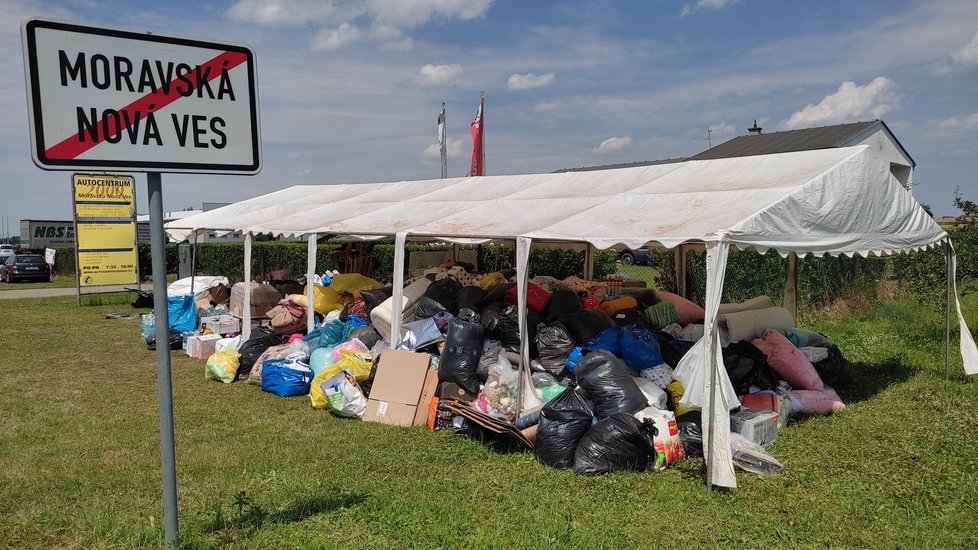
[1,0,976,238]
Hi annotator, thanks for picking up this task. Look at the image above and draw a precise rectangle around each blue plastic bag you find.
[619,324,665,370]
[167,295,198,333]
[261,358,313,397]
[565,346,584,374]
[584,326,622,356]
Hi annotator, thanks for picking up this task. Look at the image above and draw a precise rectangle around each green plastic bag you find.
[205,349,241,384]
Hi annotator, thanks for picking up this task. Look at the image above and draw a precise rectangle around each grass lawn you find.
[1,290,977,548]
[0,274,77,290]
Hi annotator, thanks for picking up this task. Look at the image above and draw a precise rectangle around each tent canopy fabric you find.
[166,146,944,256]
[165,144,977,489]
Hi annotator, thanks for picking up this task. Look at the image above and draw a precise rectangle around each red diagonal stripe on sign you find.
[44,50,248,160]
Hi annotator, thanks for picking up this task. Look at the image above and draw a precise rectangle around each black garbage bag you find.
[349,325,381,349]
[573,350,648,418]
[535,323,576,376]
[559,310,615,345]
[146,328,182,351]
[544,289,582,322]
[489,305,541,354]
[723,340,781,393]
[361,286,393,316]
[438,318,486,395]
[130,289,154,309]
[457,307,480,324]
[653,331,696,367]
[675,411,703,457]
[609,308,644,327]
[482,282,515,307]
[425,278,463,314]
[237,326,286,378]
[628,289,660,310]
[535,386,595,469]
[573,413,657,475]
[414,296,448,320]
[458,286,485,312]
[814,345,853,388]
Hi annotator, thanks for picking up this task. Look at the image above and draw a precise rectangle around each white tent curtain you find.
[701,240,737,489]
[951,242,978,375]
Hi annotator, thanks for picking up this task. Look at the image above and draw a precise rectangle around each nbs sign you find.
[22,19,261,173]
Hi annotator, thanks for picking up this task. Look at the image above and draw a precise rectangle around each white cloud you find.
[507,72,556,90]
[411,64,463,87]
[297,168,312,177]
[227,0,365,26]
[784,77,899,129]
[950,31,978,68]
[311,23,362,51]
[422,137,464,159]
[534,101,561,113]
[594,136,632,153]
[681,0,738,17]
[367,0,492,28]
[937,113,978,131]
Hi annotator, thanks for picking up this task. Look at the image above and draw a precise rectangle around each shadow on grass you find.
[837,355,913,406]
[205,491,369,535]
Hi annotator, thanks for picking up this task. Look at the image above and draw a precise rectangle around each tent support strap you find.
[946,241,952,380]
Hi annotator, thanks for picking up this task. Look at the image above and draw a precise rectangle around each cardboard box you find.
[412,369,440,427]
[363,349,432,427]
[730,408,779,447]
[437,381,478,403]
[201,314,241,336]
[188,333,222,359]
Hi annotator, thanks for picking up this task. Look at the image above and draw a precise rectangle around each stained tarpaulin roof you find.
[166,145,943,256]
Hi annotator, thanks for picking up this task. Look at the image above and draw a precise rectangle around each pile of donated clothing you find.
[189,263,852,477]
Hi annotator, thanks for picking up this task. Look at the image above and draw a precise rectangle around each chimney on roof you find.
[747,120,763,135]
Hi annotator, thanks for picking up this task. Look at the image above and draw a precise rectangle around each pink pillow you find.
[656,290,705,325]
[791,388,845,414]
[751,330,824,391]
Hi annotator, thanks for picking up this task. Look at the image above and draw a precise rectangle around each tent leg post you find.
[784,252,798,320]
[675,245,687,297]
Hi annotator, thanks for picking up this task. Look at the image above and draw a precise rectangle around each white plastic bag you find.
[324,375,367,418]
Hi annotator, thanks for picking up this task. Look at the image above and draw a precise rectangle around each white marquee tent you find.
[166,144,977,488]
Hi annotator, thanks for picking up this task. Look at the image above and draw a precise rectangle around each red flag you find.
[469,94,484,176]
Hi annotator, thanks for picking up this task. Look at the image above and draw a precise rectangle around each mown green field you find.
[1,289,977,548]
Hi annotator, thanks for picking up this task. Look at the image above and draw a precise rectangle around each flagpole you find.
[440,102,448,179]
[480,91,486,176]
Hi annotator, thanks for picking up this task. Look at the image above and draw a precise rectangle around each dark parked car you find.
[618,248,651,266]
[0,254,51,283]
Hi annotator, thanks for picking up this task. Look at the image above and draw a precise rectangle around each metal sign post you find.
[148,172,178,547]
[22,18,262,549]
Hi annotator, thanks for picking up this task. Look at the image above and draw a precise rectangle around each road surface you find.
[0,284,137,300]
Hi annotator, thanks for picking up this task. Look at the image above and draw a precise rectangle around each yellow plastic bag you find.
[666,380,693,417]
[328,273,383,298]
[205,349,241,384]
[479,272,508,290]
[301,285,345,314]
[309,350,374,409]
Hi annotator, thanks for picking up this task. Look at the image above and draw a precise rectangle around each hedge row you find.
[52,227,975,314]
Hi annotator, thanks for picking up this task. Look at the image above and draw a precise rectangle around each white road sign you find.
[22,18,261,174]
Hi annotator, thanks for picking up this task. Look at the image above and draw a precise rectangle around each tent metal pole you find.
[243,232,252,341]
[307,234,317,333]
[946,241,952,380]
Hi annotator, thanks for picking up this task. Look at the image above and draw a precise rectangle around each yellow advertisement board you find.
[76,221,137,286]
[73,174,135,218]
